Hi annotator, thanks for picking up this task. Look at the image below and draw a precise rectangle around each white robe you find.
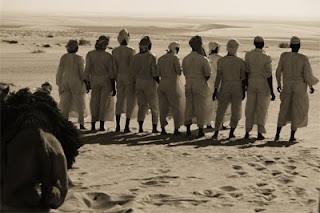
[182,51,211,128]
[113,45,138,119]
[245,48,272,133]
[276,52,319,130]
[207,53,231,125]
[157,52,185,128]
[85,50,115,122]
[131,51,159,124]
[56,53,86,124]
[214,55,246,130]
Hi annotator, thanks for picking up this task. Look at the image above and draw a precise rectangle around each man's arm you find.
[265,56,275,100]
[276,54,283,92]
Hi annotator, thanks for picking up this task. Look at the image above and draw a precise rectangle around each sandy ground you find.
[1,14,320,213]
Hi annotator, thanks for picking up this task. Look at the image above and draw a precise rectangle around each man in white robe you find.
[56,40,86,129]
[212,39,246,139]
[183,35,211,138]
[131,36,159,133]
[244,36,276,140]
[158,42,185,135]
[207,42,231,129]
[113,29,137,133]
[85,36,116,131]
[275,36,318,141]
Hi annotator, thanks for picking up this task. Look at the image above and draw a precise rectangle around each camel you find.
[1,88,82,211]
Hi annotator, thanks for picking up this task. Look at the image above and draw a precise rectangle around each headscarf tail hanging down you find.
[189,35,207,57]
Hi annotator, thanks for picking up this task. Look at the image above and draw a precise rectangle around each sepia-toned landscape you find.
[1,13,320,213]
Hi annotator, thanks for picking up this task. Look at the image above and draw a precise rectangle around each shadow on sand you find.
[80,129,299,149]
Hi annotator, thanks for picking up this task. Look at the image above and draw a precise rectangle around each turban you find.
[254,36,264,43]
[208,42,220,52]
[290,36,300,45]
[189,35,203,50]
[226,39,240,55]
[65,39,78,52]
[95,35,109,50]
[118,29,130,45]
[168,42,180,52]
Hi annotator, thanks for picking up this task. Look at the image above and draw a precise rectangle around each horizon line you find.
[2,10,320,21]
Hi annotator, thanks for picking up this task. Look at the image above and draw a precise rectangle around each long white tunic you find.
[157,52,185,128]
[85,50,115,122]
[56,53,86,124]
[131,51,159,124]
[207,53,231,124]
[182,51,211,128]
[276,52,318,130]
[214,55,246,130]
[245,48,272,133]
[113,45,137,118]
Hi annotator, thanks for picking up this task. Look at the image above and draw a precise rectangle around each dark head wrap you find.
[65,39,78,53]
[139,36,152,52]
[95,35,109,50]
[189,35,206,56]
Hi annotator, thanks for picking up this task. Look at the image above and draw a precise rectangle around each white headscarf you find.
[208,42,220,53]
[117,29,130,45]
[168,42,180,53]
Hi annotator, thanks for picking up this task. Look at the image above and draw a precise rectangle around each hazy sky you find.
[1,0,320,18]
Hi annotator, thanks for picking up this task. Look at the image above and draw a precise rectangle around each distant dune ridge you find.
[1,13,320,213]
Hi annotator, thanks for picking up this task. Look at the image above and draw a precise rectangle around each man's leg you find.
[146,85,159,133]
[245,90,256,139]
[213,93,230,139]
[125,84,137,132]
[229,94,243,139]
[136,89,148,133]
[115,83,125,131]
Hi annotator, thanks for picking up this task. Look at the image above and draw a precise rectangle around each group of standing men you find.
[56,29,318,142]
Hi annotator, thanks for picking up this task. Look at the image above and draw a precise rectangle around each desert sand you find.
[1,13,320,213]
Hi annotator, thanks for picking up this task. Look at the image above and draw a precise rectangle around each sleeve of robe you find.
[84,53,91,81]
[303,56,319,86]
[276,54,284,86]
[203,57,211,78]
[240,59,246,80]
[174,56,182,75]
[78,56,85,81]
[244,53,250,73]
[130,56,137,83]
[108,55,115,79]
[214,59,222,89]
[264,55,272,78]
[56,55,65,88]
[151,55,158,77]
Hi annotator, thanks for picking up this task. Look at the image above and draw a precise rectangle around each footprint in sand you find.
[255,208,266,212]
[193,190,224,198]
[264,159,276,166]
[256,182,268,187]
[271,170,282,176]
[248,162,267,171]
[292,187,308,196]
[232,165,243,170]
[140,175,179,187]
[277,175,294,184]
[231,165,248,176]
[145,193,209,207]
[284,165,297,170]
[220,186,238,192]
